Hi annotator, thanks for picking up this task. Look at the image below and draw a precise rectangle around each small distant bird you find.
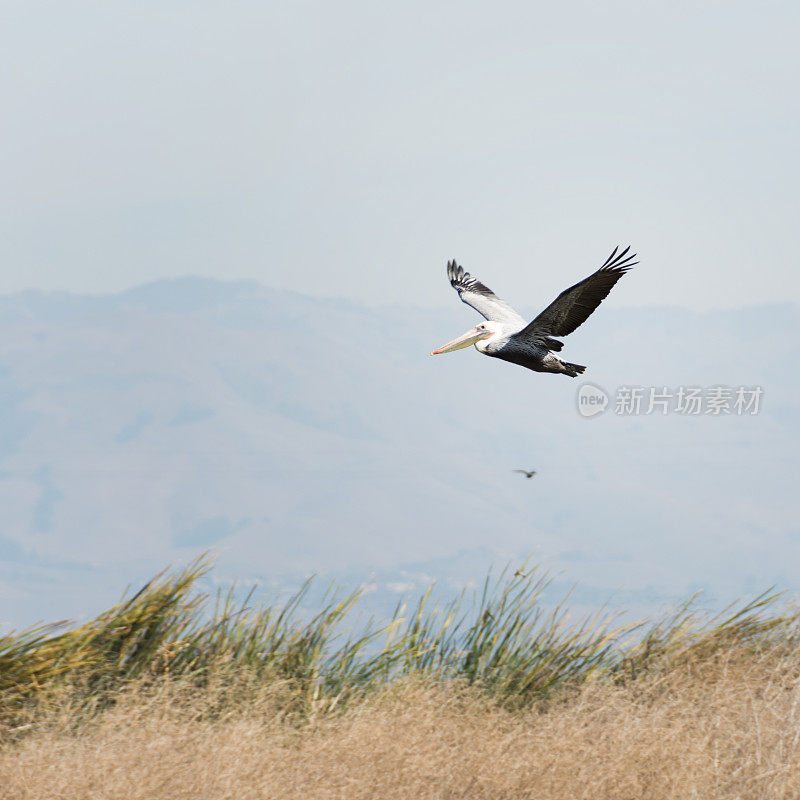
[513,469,537,479]
[431,246,637,376]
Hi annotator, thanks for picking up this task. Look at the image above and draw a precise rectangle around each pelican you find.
[431,246,637,376]
[513,469,537,479]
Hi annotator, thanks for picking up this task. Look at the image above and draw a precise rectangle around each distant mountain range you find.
[0,278,797,629]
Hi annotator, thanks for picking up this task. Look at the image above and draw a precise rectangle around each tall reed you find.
[0,556,793,722]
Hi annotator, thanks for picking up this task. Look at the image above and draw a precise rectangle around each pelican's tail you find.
[562,361,586,377]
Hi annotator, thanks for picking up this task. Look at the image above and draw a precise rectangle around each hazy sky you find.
[2,1,798,310]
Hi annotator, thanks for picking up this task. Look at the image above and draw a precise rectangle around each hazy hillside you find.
[0,278,797,627]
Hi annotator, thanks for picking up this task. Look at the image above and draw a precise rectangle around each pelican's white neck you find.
[474,320,508,353]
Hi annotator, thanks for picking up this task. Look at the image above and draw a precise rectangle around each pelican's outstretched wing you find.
[515,247,637,342]
[447,260,526,325]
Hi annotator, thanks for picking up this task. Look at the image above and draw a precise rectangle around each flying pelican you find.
[513,469,537,479]
[431,246,637,376]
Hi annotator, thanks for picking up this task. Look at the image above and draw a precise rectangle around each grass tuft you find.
[0,557,796,729]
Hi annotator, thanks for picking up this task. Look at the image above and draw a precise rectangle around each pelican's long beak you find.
[430,326,491,355]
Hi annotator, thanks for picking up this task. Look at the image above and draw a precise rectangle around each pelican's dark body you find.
[482,336,586,376]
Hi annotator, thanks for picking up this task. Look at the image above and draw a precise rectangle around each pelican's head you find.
[430,321,500,355]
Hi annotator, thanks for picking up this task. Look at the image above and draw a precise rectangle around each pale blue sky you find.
[2,1,798,310]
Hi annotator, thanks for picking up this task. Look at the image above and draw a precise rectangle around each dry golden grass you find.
[3,646,800,800]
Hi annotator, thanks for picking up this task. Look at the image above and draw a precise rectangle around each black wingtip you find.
[602,246,619,267]
[601,246,638,273]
